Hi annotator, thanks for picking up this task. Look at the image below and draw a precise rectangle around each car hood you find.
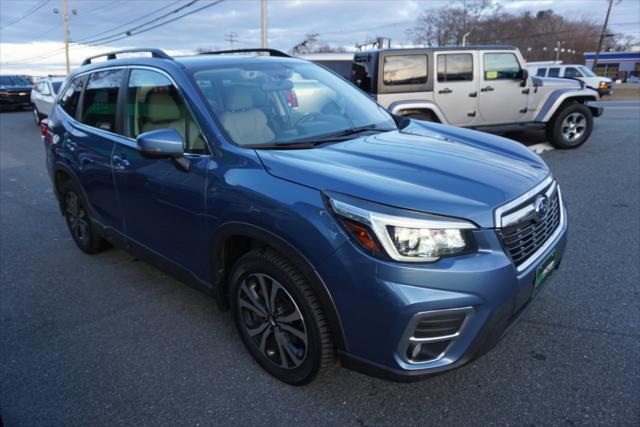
[0,85,32,91]
[257,121,550,227]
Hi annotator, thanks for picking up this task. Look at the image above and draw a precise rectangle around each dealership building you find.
[584,50,640,79]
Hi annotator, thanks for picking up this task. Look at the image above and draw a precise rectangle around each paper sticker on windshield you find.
[486,71,498,80]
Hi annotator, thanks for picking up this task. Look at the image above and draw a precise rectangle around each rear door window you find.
[383,55,427,85]
[81,69,124,132]
[548,67,560,77]
[59,76,85,118]
[483,53,521,80]
[437,54,473,82]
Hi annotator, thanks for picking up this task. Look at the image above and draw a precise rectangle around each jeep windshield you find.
[192,60,396,148]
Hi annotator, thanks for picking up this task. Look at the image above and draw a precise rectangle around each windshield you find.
[192,59,395,147]
[0,75,31,86]
[578,66,597,77]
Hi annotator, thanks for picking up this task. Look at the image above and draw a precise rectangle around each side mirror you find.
[136,128,184,159]
[520,68,529,87]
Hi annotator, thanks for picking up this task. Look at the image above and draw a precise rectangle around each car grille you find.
[498,181,561,269]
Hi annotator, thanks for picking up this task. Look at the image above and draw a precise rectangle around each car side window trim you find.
[56,65,211,155]
[125,66,210,155]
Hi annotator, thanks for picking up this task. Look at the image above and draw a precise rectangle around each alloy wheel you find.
[64,191,90,248]
[561,112,586,142]
[238,273,308,369]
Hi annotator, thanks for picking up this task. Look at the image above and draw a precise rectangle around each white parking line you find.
[528,143,555,154]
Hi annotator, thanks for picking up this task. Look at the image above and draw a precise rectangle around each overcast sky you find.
[1,0,639,74]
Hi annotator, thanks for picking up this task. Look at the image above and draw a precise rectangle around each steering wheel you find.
[294,112,324,128]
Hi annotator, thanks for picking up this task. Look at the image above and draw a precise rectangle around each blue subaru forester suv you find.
[43,48,567,384]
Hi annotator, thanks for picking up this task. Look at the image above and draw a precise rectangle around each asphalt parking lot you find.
[1,101,639,426]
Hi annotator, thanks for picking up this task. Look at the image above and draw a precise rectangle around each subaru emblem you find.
[534,196,550,220]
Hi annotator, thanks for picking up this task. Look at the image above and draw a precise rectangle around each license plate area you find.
[533,250,556,292]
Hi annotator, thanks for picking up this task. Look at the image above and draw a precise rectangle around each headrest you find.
[225,86,253,111]
[146,91,183,122]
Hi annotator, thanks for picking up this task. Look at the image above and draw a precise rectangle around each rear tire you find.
[546,103,593,149]
[229,248,334,385]
[60,179,107,254]
[32,106,42,125]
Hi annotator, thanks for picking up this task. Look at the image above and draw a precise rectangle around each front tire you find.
[229,248,334,385]
[546,103,593,149]
[60,179,106,254]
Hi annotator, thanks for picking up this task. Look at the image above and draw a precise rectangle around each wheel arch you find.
[52,162,88,216]
[537,90,599,123]
[210,221,347,351]
[388,101,446,123]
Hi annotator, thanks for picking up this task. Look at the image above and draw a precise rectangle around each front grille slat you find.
[498,182,561,269]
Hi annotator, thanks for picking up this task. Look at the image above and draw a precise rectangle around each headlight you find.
[328,195,477,262]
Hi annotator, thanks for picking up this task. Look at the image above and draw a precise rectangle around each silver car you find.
[31,76,65,124]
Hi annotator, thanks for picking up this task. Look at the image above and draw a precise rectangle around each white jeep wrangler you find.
[309,46,603,149]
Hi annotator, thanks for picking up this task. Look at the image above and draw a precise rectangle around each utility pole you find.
[462,32,471,46]
[53,0,72,74]
[261,0,268,49]
[224,32,238,49]
[592,0,614,72]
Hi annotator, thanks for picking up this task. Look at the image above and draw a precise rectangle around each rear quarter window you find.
[383,55,427,85]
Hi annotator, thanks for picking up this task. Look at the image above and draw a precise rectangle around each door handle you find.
[438,88,452,94]
[481,86,494,92]
[468,91,477,97]
[112,154,130,170]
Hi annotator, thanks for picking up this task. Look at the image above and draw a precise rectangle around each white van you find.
[527,62,612,96]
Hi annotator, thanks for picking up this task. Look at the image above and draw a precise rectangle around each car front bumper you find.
[318,201,569,381]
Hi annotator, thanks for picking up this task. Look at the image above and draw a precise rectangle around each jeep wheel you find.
[229,248,334,385]
[60,179,106,254]
[546,103,593,149]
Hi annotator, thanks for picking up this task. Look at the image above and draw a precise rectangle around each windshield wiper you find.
[273,124,395,147]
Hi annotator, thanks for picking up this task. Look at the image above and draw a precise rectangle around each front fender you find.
[387,100,447,124]
[536,89,600,122]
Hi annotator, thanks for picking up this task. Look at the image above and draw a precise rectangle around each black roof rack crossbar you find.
[198,48,290,58]
[81,48,173,66]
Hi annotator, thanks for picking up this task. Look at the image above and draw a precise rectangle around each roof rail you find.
[198,48,290,58]
[81,48,173,66]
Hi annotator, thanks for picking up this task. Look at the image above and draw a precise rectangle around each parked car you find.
[527,62,612,96]
[308,46,602,149]
[31,76,65,124]
[0,75,33,110]
[44,48,568,384]
[627,74,640,83]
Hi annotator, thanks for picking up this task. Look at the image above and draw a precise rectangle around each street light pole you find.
[261,0,268,49]
[462,31,471,47]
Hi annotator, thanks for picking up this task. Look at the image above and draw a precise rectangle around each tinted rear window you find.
[548,67,560,77]
[52,82,62,93]
[383,55,427,85]
[536,68,547,77]
[81,69,124,132]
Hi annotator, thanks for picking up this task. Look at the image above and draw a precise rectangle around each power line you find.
[3,0,227,65]
[0,0,51,29]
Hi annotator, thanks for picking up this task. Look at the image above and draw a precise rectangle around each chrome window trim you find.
[56,64,211,155]
[397,306,474,366]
